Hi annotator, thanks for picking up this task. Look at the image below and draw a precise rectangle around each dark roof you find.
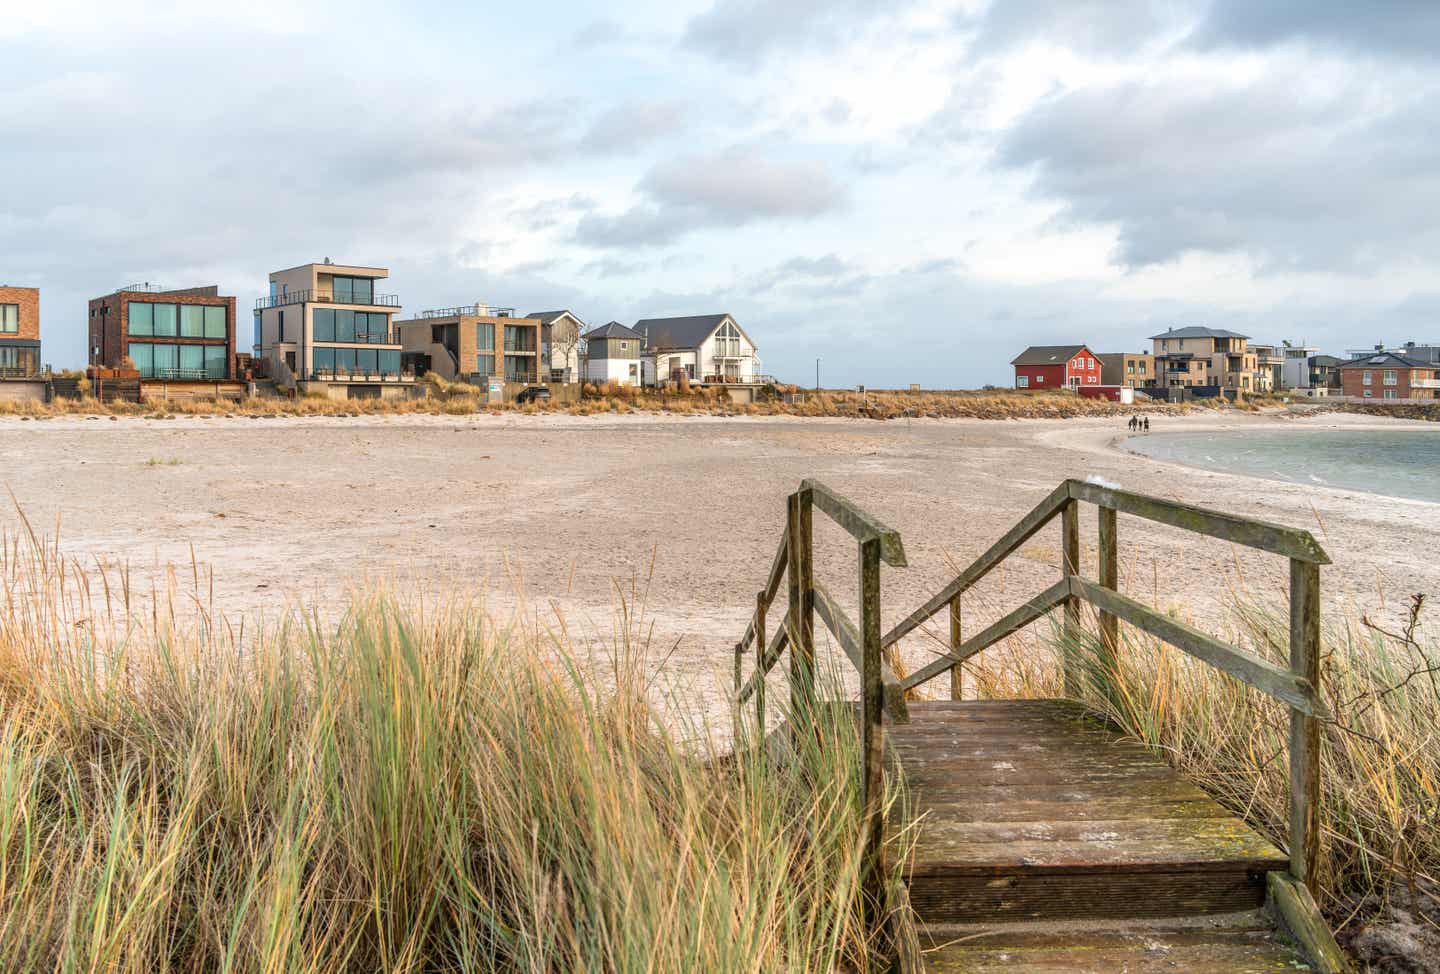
[633,314,732,350]
[525,310,577,325]
[1337,352,1432,370]
[1308,355,1344,367]
[582,320,641,341]
[1149,326,1250,340]
[1010,344,1087,367]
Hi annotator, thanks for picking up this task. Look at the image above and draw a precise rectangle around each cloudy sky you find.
[3,0,1438,386]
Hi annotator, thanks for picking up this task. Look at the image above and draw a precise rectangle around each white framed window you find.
[1363,389,1373,398]
[1035,374,1044,384]
[1384,369,1397,385]
[1384,389,1398,399]
[1362,371,1372,385]
[1017,375,1029,388]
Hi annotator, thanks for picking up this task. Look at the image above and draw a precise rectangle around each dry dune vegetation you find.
[0,530,912,972]
[0,381,1224,422]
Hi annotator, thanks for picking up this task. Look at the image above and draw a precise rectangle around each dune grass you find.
[0,536,910,972]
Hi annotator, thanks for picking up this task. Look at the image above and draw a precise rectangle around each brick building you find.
[1010,344,1102,391]
[0,286,42,376]
[394,304,543,384]
[1338,352,1440,401]
[88,284,236,380]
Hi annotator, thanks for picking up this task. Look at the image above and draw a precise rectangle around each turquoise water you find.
[1124,429,1440,504]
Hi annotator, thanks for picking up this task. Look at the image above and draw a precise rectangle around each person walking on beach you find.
[1143,417,1150,432]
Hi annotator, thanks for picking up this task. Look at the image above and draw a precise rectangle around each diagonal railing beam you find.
[813,581,909,722]
[737,625,789,705]
[803,479,908,567]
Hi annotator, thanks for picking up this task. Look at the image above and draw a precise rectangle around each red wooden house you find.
[1010,344,1102,391]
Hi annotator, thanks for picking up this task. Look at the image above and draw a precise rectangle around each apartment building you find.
[582,322,643,385]
[255,261,412,399]
[1098,351,1154,389]
[0,286,42,378]
[1151,326,1256,396]
[1339,353,1440,400]
[394,304,543,385]
[88,284,235,380]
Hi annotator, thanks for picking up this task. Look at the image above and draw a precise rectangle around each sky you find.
[3,0,1439,387]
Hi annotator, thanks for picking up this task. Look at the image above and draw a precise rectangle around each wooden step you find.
[920,913,1307,972]
[892,700,1288,922]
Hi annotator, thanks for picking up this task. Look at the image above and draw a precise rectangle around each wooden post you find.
[1097,504,1119,709]
[755,590,767,734]
[787,488,816,720]
[948,594,963,701]
[1289,558,1322,893]
[859,537,885,907]
[1061,498,1081,697]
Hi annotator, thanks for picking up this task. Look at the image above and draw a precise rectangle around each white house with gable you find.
[634,313,762,386]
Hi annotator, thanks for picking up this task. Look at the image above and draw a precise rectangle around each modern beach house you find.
[582,321,643,386]
[0,285,42,378]
[394,304,543,385]
[255,261,413,400]
[526,310,586,383]
[88,284,236,381]
[635,314,761,387]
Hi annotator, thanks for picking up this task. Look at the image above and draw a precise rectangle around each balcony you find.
[255,288,400,311]
[418,304,517,319]
[1411,378,1440,389]
[305,367,416,383]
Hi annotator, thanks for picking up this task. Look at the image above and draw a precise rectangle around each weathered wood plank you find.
[859,537,886,906]
[899,580,1070,691]
[882,482,1070,649]
[947,595,962,701]
[737,532,787,652]
[923,923,1307,972]
[1268,870,1352,974]
[1062,498,1081,696]
[787,489,815,717]
[1069,577,1325,717]
[1288,559,1323,892]
[736,625,787,705]
[801,478,908,566]
[812,580,909,722]
[1067,479,1331,565]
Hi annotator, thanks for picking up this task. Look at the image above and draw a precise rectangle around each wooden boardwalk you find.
[893,700,1307,971]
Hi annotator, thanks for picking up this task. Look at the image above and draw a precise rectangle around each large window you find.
[313,346,400,378]
[0,304,17,333]
[476,354,494,376]
[477,323,494,351]
[177,304,227,338]
[504,355,531,382]
[714,320,742,358]
[330,276,374,305]
[503,325,534,352]
[313,309,390,343]
[1384,370,1398,385]
[128,342,227,379]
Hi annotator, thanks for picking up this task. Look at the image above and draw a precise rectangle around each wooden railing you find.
[734,477,1332,896]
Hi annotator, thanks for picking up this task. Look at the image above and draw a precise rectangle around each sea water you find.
[1124,429,1440,504]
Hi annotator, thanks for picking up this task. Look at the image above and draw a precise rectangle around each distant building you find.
[0,286,42,378]
[1306,355,1344,396]
[1010,345,1101,391]
[1338,352,1440,401]
[255,261,413,400]
[1280,344,1320,389]
[526,310,586,383]
[1151,327,1256,396]
[394,304,543,385]
[1097,352,1154,389]
[582,321,643,385]
[1249,344,1285,393]
[634,313,762,386]
[89,284,236,380]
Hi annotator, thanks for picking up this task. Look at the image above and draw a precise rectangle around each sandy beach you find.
[3,408,1436,702]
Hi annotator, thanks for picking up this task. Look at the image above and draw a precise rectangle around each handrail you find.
[802,479,907,566]
[813,581,908,722]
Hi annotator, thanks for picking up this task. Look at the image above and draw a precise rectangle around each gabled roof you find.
[1149,326,1250,340]
[582,320,641,341]
[525,310,581,326]
[633,314,736,350]
[1337,352,1431,370]
[1010,344,1088,367]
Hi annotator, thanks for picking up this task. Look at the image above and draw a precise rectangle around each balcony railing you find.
[315,331,398,345]
[1411,378,1440,389]
[418,304,517,319]
[0,365,47,379]
[255,289,399,310]
[503,341,536,352]
[305,368,416,383]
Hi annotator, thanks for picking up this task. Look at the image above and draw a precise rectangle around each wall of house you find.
[88,290,235,379]
[1013,364,1065,389]
[1342,367,1440,400]
[695,326,757,382]
[1066,351,1102,386]
[585,356,639,385]
[0,286,40,342]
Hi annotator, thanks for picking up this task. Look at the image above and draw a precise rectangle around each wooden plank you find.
[812,581,909,722]
[1067,479,1331,565]
[787,489,815,717]
[1097,503,1119,659]
[859,537,886,907]
[1069,577,1324,717]
[1288,559,1322,892]
[1062,498,1081,697]
[882,482,1070,650]
[899,580,1070,691]
[801,478,908,566]
[736,532,787,652]
[737,625,787,705]
[1268,871,1352,974]
[947,595,962,701]
[923,924,1307,972]
[754,590,766,730]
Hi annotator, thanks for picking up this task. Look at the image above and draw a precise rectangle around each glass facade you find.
[130,302,224,339]
[504,355,532,382]
[330,276,375,304]
[128,342,227,379]
[503,325,535,351]
[0,304,17,333]
[312,346,401,377]
[312,309,391,343]
[476,354,494,376]
[477,323,494,351]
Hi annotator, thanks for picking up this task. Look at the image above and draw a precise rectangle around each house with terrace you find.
[89,284,238,395]
[634,314,762,387]
[395,304,543,387]
[255,260,414,400]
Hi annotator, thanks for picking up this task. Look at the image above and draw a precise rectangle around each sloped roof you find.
[1337,352,1431,370]
[1149,326,1250,340]
[1010,344,1088,367]
[1308,355,1344,367]
[582,320,641,341]
[526,310,579,326]
[633,314,732,350]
